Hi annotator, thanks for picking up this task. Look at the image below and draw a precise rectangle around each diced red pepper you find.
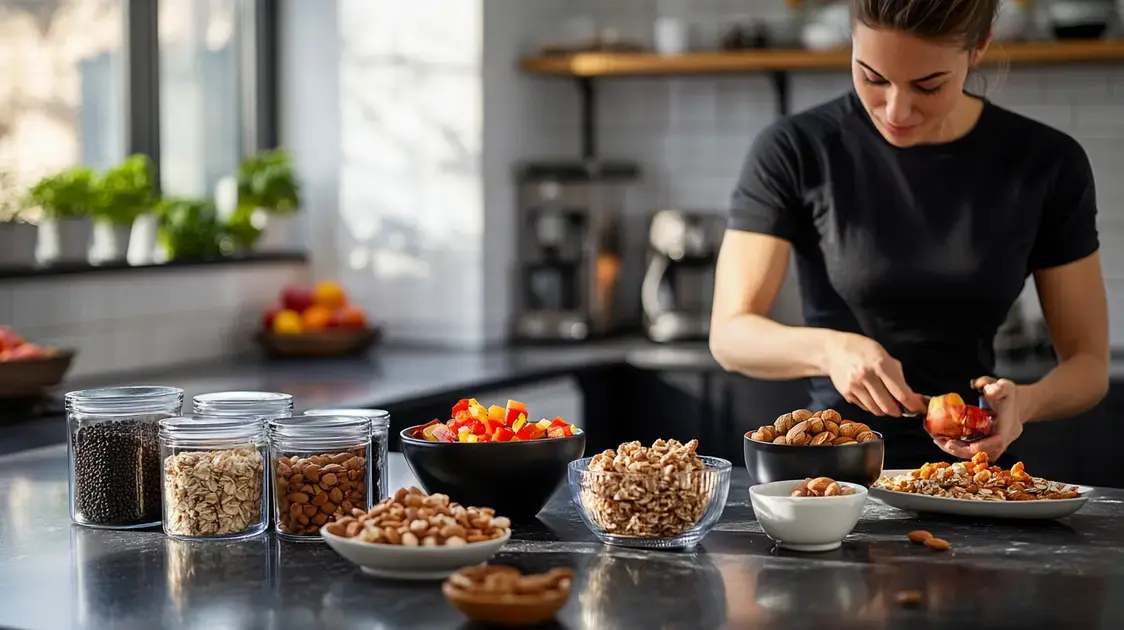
[477,433,491,442]
[528,425,546,440]
[562,425,573,437]
[454,409,471,424]
[515,425,535,440]
[504,400,528,426]
[494,427,515,442]
[452,399,471,415]
[483,419,503,436]
[469,419,486,435]
[548,417,568,429]
[547,426,568,439]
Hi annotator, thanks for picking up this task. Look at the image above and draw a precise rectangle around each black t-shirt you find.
[728,92,1099,467]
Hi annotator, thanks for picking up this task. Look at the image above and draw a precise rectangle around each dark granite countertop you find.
[2,447,1122,630]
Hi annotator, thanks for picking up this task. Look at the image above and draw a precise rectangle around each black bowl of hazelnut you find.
[743,408,884,487]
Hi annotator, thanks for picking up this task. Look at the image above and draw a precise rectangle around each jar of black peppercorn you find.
[193,391,293,420]
[66,386,185,529]
[304,408,390,502]
[268,414,373,541]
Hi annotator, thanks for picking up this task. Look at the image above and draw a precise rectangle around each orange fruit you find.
[272,310,304,335]
[332,305,367,329]
[313,281,348,310]
[302,305,333,332]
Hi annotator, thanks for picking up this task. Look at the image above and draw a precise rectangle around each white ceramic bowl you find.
[321,526,511,580]
[749,480,868,552]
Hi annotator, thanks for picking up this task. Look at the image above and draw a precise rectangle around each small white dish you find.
[749,480,868,552]
[321,526,511,580]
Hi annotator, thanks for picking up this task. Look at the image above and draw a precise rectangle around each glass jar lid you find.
[66,386,184,415]
[303,408,390,428]
[159,415,267,442]
[193,391,293,416]
[268,415,372,449]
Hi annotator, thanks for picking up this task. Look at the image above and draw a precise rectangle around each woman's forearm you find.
[1018,353,1109,423]
[710,313,839,380]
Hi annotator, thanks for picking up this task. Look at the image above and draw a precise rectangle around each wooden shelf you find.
[521,39,1124,77]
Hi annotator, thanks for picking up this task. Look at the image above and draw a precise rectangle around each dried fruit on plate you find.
[874,452,1083,501]
[410,398,580,443]
[924,393,994,442]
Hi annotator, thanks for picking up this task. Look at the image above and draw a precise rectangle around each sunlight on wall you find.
[338,0,485,345]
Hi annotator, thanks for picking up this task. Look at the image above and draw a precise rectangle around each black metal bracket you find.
[578,77,596,161]
[571,69,793,163]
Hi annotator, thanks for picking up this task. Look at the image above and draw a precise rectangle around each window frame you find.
[124,0,279,194]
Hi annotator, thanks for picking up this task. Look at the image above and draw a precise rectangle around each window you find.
[158,0,243,198]
[0,0,126,188]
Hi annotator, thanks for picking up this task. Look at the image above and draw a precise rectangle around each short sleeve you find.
[1029,139,1100,270]
[728,122,806,243]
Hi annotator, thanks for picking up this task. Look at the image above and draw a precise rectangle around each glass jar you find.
[268,415,373,541]
[304,408,390,502]
[192,391,293,420]
[66,386,185,529]
[159,415,269,540]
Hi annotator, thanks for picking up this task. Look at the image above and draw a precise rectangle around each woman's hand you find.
[824,332,927,417]
[933,377,1025,461]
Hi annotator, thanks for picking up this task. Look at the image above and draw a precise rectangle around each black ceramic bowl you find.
[743,432,885,487]
[399,426,587,520]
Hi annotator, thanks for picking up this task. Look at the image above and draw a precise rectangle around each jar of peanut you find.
[267,414,373,540]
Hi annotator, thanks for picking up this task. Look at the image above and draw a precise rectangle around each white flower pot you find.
[37,218,93,265]
[0,222,38,267]
[257,212,296,251]
[91,221,134,265]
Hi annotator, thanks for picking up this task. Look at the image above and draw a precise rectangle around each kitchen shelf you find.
[520,39,1124,159]
[0,250,308,282]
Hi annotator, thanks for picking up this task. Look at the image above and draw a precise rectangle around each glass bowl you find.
[567,455,732,549]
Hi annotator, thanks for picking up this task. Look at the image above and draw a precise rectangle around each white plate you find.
[869,469,1095,520]
[321,526,511,580]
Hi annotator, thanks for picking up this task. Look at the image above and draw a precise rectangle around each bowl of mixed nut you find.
[743,408,885,487]
[749,476,868,552]
[568,439,732,550]
[320,486,512,580]
[442,564,573,627]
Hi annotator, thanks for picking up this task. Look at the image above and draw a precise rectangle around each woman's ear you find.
[971,28,994,67]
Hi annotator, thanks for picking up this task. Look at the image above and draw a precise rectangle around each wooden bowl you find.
[255,326,381,359]
[0,348,76,398]
[442,568,571,627]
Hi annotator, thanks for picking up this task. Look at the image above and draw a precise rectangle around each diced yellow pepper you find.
[512,415,527,432]
[465,434,479,443]
[536,419,551,429]
[458,430,474,443]
[488,405,505,423]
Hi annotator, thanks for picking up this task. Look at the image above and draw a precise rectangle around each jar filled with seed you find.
[67,386,185,529]
[159,415,269,540]
[303,408,389,502]
[193,391,293,420]
[268,414,373,540]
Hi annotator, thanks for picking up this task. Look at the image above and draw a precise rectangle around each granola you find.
[874,452,1082,501]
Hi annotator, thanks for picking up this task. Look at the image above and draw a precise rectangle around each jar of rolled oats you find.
[159,416,269,541]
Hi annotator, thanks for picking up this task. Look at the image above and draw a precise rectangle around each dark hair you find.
[852,0,1000,50]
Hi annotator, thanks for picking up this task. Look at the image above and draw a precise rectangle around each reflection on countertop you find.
[3,447,1124,629]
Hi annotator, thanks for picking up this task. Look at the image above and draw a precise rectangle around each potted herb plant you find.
[0,171,37,267]
[229,148,301,251]
[91,155,156,264]
[156,198,226,261]
[27,167,97,265]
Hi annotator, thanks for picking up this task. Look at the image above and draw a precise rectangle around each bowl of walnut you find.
[750,477,868,552]
[743,409,885,488]
[568,439,732,550]
[321,486,511,580]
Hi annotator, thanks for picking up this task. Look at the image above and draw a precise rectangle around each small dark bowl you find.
[399,426,587,520]
[743,432,885,487]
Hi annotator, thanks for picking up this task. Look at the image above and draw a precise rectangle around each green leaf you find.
[93,154,155,226]
[237,148,301,216]
[27,167,99,219]
[156,198,225,259]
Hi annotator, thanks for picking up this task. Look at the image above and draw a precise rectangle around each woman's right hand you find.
[823,332,927,417]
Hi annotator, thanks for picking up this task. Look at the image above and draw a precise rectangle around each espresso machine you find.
[513,161,638,342]
[641,209,726,342]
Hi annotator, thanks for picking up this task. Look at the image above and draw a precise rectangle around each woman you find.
[710,0,1109,469]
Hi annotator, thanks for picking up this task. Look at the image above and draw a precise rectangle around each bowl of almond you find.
[743,408,885,487]
[749,476,868,552]
[321,486,511,580]
[442,564,573,627]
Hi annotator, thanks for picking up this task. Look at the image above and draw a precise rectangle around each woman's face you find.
[851,24,984,147]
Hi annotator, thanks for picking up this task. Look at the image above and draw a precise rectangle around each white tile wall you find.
[0,262,309,378]
[541,0,1124,343]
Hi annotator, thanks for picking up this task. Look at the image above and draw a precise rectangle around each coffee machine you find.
[641,209,726,342]
[512,161,638,342]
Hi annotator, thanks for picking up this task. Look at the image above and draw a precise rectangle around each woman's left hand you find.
[933,377,1025,462]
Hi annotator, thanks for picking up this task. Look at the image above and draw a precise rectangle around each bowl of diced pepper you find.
[400,398,586,520]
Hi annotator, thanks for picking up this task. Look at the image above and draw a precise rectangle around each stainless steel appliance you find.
[642,209,725,343]
[513,161,638,342]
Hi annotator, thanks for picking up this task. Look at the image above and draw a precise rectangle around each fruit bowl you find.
[255,325,381,359]
[0,348,76,398]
